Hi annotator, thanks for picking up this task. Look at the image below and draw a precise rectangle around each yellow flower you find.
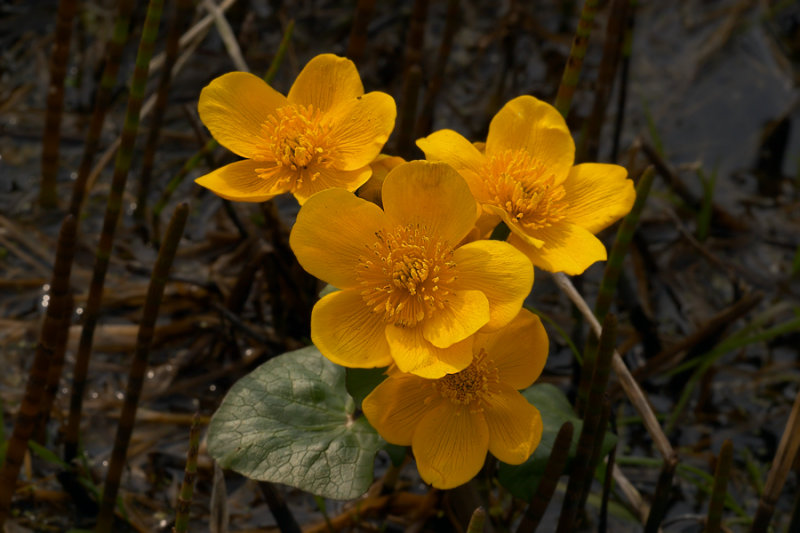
[363,308,547,489]
[289,160,533,378]
[417,95,635,275]
[195,54,396,204]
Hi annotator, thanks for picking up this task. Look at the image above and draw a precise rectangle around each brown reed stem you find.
[554,0,599,118]
[585,396,612,513]
[0,215,77,527]
[95,203,189,532]
[597,425,616,533]
[395,64,423,159]
[345,0,375,65]
[415,0,459,138]
[515,422,574,533]
[68,0,136,218]
[610,0,636,162]
[394,0,428,158]
[705,439,733,533]
[557,314,617,533]
[134,0,194,227]
[174,414,203,533]
[750,387,800,532]
[644,453,678,533]
[35,292,74,443]
[579,316,617,503]
[578,0,628,163]
[64,0,164,465]
[40,0,78,208]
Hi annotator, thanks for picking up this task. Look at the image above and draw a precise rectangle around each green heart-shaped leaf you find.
[207,345,383,500]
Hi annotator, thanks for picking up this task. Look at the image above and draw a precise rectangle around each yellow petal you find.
[563,163,635,234]
[292,165,373,204]
[486,95,574,184]
[358,155,406,206]
[362,373,442,445]
[198,72,287,158]
[508,222,607,275]
[484,386,543,465]
[324,91,397,170]
[194,159,286,202]
[477,308,548,390]
[311,289,393,368]
[412,403,489,489]
[290,188,386,288]
[382,161,479,247]
[422,290,490,348]
[416,129,487,199]
[451,241,534,331]
[287,53,364,112]
[385,325,474,378]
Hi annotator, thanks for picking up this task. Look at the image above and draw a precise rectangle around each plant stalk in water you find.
[64,0,164,465]
[40,0,78,208]
[0,216,76,527]
[95,202,189,532]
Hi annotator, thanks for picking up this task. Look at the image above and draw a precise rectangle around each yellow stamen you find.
[484,149,567,229]
[436,350,499,410]
[252,104,337,190]
[357,224,456,327]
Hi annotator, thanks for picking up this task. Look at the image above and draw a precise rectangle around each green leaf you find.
[207,345,383,500]
[384,443,407,467]
[497,383,617,501]
[345,367,388,409]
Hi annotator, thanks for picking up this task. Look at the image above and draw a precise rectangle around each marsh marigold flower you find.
[417,95,635,275]
[195,54,396,204]
[363,309,547,489]
[289,160,533,378]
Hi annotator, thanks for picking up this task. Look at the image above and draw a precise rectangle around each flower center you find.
[483,149,567,229]
[253,104,336,188]
[357,224,457,328]
[436,350,499,408]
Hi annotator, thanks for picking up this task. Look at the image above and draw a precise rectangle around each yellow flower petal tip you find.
[195,54,397,204]
[363,309,548,489]
[417,94,635,275]
[290,161,533,378]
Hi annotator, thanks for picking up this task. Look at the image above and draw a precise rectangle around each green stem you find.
[554,0,599,118]
[174,415,203,533]
[68,0,136,218]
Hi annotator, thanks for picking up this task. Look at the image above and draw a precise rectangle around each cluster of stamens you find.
[483,149,567,229]
[357,224,456,327]
[253,104,336,189]
[435,349,499,410]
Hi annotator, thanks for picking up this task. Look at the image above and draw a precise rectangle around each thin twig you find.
[202,0,248,72]
[552,272,674,460]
